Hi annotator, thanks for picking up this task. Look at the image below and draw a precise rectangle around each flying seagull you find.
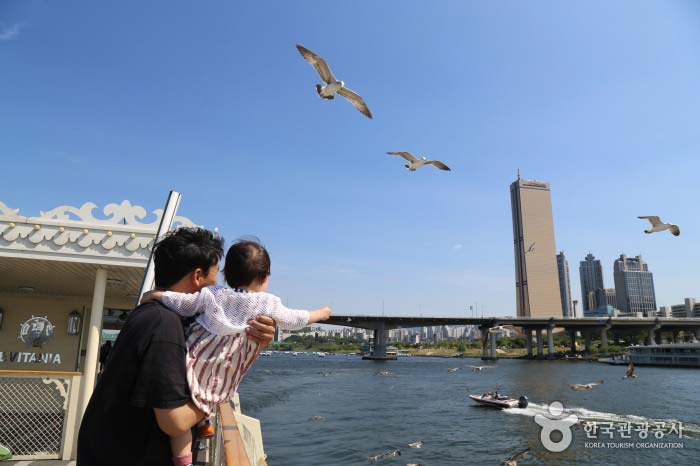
[638,216,680,236]
[387,152,451,171]
[623,363,638,379]
[501,448,530,466]
[570,380,604,391]
[296,44,372,119]
[525,242,535,254]
[407,440,425,449]
[465,365,495,372]
[447,367,460,372]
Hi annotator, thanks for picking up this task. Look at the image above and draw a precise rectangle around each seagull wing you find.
[511,448,530,461]
[296,44,335,83]
[387,151,418,163]
[670,225,680,236]
[337,87,373,119]
[638,216,662,227]
[426,160,451,171]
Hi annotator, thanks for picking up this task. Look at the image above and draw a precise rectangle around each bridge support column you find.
[490,332,497,359]
[525,330,533,358]
[647,327,657,345]
[536,329,543,358]
[600,327,608,350]
[373,327,387,357]
[546,325,555,359]
[584,331,591,355]
[569,328,577,354]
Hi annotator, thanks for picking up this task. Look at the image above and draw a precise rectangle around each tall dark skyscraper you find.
[556,251,573,317]
[613,254,657,317]
[579,253,604,311]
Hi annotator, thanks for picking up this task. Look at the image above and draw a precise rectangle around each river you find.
[238,354,699,465]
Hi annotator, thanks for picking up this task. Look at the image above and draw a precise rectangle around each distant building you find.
[584,305,616,318]
[510,176,563,317]
[579,253,604,311]
[592,288,617,310]
[556,251,573,317]
[572,300,579,318]
[613,254,657,317]
[667,298,700,318]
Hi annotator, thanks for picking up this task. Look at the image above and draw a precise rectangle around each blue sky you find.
[2,1,700,317]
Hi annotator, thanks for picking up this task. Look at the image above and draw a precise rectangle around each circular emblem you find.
[18,315,54,348]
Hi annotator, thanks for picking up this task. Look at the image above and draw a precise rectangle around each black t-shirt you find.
[77,301,190,466]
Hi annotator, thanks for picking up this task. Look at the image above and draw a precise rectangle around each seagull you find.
[570,380,604,391]
[367,449,401,462]
[501,448,530,466]
[309,415,326,421]
[447,367,460,372]
[488,325,506,334]
[638,216,680,236]
[407,440,425,449]
[465,365,495,372]
[387,152,451,171]
[623,363,638,379]
[296,44,372,119]
[375,370,393,376]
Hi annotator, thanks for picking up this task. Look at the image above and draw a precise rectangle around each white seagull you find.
[387,152,451,171]
[570,380,604,391]
[296,44,372,119]
[638,216,680,236]
[465,365,495,372]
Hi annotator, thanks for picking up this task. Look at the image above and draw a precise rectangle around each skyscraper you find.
[613,254,657,316]
[579,253,604,311]
[510,176,563,318]
[556,251,573,317]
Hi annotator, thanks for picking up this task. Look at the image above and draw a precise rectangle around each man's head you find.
[223,238,271,291]
[153,227,224,292]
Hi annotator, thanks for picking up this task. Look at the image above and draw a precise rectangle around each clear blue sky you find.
[2,1,700,316]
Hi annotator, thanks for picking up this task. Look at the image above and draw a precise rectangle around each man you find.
[77,228,275,465]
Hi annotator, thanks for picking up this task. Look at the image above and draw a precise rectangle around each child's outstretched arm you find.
[266,298,331,330]
[307,306,332,324]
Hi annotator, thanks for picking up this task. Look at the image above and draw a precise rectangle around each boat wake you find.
[504,402,700,440]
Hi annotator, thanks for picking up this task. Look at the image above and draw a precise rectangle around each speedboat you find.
[469,393,528,409]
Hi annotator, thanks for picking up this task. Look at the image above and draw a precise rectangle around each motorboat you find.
[469,393,528,409]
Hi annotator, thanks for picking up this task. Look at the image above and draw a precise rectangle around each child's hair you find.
[223,238,271,288]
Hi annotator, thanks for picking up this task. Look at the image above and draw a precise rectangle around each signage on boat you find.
[18,315,55,347]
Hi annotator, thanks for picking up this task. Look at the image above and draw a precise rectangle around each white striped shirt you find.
[161,286,310,415]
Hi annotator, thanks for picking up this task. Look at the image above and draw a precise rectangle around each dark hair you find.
[153,227,224,288]
[223,238,271,288]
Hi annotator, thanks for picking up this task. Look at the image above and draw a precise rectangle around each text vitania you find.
[0,352,62,364]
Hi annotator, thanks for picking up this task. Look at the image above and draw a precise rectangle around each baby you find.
[142,238,331,466]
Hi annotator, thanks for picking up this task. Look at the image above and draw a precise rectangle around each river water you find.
[238,354,699,465]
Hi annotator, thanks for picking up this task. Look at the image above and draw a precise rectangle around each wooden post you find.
[218,403,252,466]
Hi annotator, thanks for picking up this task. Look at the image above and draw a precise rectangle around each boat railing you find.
[195,393,267,466]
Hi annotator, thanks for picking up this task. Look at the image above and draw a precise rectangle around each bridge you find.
[326,315,700,360]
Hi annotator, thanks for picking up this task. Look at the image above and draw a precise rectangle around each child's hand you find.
[140,290,164,304]
[318,306,332,321]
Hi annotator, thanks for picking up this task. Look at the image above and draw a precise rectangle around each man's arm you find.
[245,315,276,348]
[154,401,205,438]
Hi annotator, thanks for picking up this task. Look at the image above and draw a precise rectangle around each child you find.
[142,239,332,466]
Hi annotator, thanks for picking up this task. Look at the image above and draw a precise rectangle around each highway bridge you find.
[325,315,700,360]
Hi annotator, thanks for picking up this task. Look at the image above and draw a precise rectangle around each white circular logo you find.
[18,315,54,348]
